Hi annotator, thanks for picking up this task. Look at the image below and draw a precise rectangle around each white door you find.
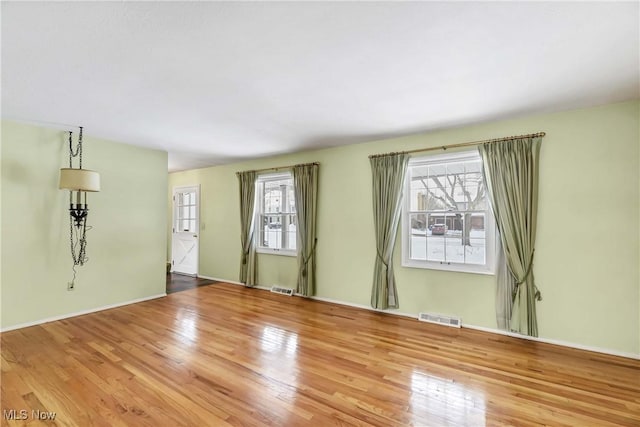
[171,185,200,276]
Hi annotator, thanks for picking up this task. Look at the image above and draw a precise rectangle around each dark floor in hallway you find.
[166,273,218,294]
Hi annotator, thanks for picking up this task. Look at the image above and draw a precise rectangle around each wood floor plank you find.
[1,282,639,426]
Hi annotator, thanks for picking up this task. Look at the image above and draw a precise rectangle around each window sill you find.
[402,259,495,275]
[256,247,297,257]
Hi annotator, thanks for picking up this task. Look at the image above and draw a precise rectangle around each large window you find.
[402,150,495,274]
[255,172,297,255]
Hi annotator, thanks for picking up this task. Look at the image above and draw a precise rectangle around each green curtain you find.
[495,234,517,330]
[237,171,257,286]
[369,153,409,310]
[293,163,319,297]
[479,137,542,336]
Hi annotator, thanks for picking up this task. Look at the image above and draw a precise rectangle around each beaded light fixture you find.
[58,127,100,268]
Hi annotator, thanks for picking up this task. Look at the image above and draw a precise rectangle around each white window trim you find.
[401,150,496,275]
[255,171,297,257]
[256,246,297,257]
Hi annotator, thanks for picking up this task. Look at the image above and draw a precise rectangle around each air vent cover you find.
[270,286,294,296]
[418,312,461,328]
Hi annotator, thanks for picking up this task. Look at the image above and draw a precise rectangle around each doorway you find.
[166,273,217,294]
[171,185,200,276]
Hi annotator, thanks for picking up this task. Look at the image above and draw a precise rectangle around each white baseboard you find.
[198,275,244,286]
[248,287,640,360]
[462,324,640,360]
[309,294,417,319]
[186,276,640,360]
[0,293,167,333]
[198,275,271,291]
[172,271,196,278]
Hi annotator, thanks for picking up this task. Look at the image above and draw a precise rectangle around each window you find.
[255,172,297,255]
[402,150,495,274]
[174,189,197,233]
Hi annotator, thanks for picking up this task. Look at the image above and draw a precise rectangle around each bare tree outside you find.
[409,159,486,247]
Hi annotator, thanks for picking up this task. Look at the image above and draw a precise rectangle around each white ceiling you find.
[2,2,638,171]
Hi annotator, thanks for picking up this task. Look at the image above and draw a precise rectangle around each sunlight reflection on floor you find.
[173,307,199,347]
[257,325,302,423]
[410,370,486,426]
[261,325,299,357]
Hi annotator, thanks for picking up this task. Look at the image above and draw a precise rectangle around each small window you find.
[175,190,197,233]
[255,172,297,256]
[402,150,495,274]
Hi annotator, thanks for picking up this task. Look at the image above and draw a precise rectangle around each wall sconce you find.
[58,127,100,268]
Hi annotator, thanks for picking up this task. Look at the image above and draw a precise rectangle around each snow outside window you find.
[402,150,496,274]
[255,172,297,256]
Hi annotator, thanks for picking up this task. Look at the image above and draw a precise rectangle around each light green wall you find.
[168,100,640,355]
[0,122,3,326]
[1,121,168,329]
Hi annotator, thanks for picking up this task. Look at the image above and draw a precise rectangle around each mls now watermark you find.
[3,409,57,421]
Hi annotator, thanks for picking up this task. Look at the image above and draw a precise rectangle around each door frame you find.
[171,184,200,276]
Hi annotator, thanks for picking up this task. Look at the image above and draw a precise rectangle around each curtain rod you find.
[369,132,546,159]
[236,161,319,175]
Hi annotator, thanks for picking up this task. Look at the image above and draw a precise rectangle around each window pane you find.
[445,235,464,263]
[464,172,483,186]
[412,164,429,180]
[452,184,464,205]
[264,186,281,213]
[425,213,444,262]
[427,185,448,210]
[410,213,427,233]
[411,234,427,260]
[256,174,296,251]
[410,165,428,211]
[471,213,486,236]
[288,188,296,213]
[465,242,485,265]
[258,215,267,247]
[406,154,491,270]
[260,214,286,249]
[447,161,465,176]
[426,235,445,262]
[428,164,446,178]
[460,170,486,210]
[264,226,282,248]
[427,213,445,232]
[409,213,427,260]
[466,213,486,264]
[409,177,428,211]
[287,219,297,250]
[190,206,196,220]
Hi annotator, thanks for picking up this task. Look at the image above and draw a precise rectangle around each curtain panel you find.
[495,235,518,330]
[237,171,258,286]
[479,137,542,336]
[293,163,319,297]
[369,153,409,310]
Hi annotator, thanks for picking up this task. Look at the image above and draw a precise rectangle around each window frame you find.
[254,171,297,257]
[401,150,496,275]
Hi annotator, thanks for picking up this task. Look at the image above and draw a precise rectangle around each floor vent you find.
[270,286,294,296]
[418,312,461,328]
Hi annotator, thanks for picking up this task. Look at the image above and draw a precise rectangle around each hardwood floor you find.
[1,283,639,426]
[166,273,217,294]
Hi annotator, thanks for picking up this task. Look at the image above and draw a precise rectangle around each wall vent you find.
[418,312,461,328]
[270,286,294,296]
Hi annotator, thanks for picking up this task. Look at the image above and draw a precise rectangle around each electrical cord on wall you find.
[68,224,92,290]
